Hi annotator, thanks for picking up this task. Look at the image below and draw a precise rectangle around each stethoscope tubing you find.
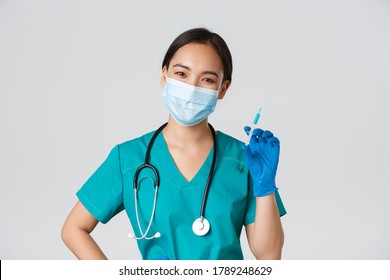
[133,187,159,240]
[131,122,217,238]
[199,123,217,219]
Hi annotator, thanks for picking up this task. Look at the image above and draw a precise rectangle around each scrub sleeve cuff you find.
[76,190,109,224]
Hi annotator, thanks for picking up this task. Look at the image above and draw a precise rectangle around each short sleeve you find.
[244,175,287,226]
[76,145,124,224]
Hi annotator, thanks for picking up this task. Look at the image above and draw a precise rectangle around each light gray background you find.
[1,0,389,260]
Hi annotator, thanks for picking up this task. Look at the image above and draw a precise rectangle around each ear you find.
[218,80,230,100]
[160,66,167,87]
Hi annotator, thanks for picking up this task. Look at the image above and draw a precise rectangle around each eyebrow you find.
[172,63,220,78]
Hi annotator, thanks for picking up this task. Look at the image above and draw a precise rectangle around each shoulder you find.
[117,130,155,152]
[217,130,246,164]
[115,130,157,172]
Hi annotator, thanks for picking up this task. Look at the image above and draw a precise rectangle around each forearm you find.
[250,193,284,259]
[62,227,108,260]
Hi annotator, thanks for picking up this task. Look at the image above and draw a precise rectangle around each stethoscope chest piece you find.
[192,217,210,236]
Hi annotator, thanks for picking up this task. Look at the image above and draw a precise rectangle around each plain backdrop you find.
[1,0,389,260]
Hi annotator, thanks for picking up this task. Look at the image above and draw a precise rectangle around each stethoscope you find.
[128,122,217,240]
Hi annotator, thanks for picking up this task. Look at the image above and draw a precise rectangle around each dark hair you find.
[162,27,233,83]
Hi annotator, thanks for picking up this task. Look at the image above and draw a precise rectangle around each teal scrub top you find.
[77,129,286,260]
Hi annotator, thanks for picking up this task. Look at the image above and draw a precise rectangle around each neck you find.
[163,116,213,148]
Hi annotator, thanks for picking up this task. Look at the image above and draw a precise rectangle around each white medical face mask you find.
[162,77,219,126]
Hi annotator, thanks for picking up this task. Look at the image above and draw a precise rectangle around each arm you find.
[61,201,108,260]
[245,194,284,259]
[242,127,285,259]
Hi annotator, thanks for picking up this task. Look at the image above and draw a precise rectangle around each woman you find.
[61,27,286,260]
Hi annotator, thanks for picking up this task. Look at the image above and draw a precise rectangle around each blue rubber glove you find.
[242,126,280,197]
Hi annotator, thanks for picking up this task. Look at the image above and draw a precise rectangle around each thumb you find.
[241,144,254,159]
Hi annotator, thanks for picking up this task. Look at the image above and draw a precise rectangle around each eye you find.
[174,71,187,78]
[202,77,216,84]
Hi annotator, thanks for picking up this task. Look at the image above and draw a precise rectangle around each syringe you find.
[246,106,262,146]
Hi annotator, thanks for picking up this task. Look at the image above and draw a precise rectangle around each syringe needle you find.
[246,106,262,146]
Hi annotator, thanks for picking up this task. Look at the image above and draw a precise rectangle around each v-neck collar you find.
[152,131,216,188]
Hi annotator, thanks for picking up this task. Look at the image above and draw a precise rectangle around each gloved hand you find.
[242,126,280,197]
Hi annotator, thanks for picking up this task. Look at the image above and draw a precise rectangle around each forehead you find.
[170,43,223,72]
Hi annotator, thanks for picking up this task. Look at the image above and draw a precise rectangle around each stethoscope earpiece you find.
[128,232,161,240]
